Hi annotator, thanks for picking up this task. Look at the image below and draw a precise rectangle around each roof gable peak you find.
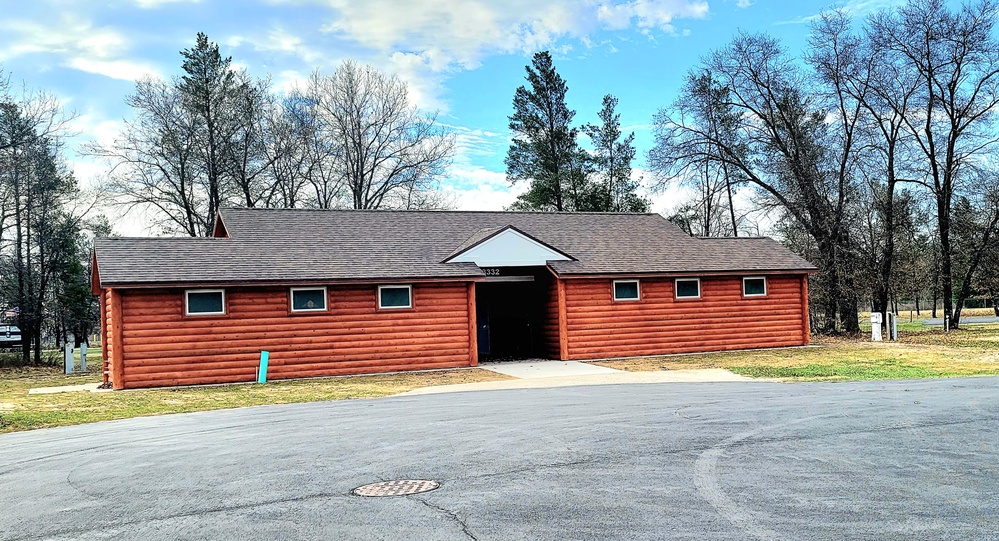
[444,225,574,267]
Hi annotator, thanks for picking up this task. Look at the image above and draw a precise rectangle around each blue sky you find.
[0,0,903,232]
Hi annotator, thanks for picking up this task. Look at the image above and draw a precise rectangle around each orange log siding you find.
[99,290,108,385]
[562,275,808,360]
[109,289,124,390]
[111,282,475,389]
[540,274,562,359]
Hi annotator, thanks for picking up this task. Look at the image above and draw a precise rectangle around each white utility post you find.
[80,343,87,372]
[64,343,74,374]
[871,312,883,341]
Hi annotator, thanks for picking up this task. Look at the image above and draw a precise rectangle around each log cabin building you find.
[91,209,817,389]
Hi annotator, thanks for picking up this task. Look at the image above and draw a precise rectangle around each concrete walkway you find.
[27,382,102,395]
[25,360,756,396]
[479,359,622,378]
[924,316,999,325]
[403,367,757,395]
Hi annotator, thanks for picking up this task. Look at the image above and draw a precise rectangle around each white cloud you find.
[319,0,709,68]
[598,0,709,32]
[736,0,753,8]
[133,0,202,7]
[775,0,904,25]
[0,14,161,81]
[446,166,527,211]
[66,58,159,82]
[246,27,328,65]
[288,0,709,110]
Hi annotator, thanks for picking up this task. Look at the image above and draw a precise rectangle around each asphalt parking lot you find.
[1,378,997,540]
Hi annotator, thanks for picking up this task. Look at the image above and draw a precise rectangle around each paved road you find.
[2,379,998,540]
[924,315,999,325]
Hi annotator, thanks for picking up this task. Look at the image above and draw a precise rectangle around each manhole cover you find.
[352,479,440,497]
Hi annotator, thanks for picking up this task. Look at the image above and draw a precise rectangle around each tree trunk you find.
[938,191,956,328]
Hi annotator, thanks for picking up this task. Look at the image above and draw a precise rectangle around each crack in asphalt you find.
[443,415,993,486]
[2,490,355,541]
[4,401,996,540]
[411,495,478,541]
[0,417,305,475]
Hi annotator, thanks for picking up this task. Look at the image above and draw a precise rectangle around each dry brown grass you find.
[591,325,999,381]
[0,367,512,434]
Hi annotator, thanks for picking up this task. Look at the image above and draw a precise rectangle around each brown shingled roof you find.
[93,208,816,287]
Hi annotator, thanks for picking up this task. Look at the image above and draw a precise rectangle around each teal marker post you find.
[258,351,269,384]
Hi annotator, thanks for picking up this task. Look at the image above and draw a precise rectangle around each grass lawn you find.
[591,324,999,381]
[3,323,999,435]
[0,367,512,434]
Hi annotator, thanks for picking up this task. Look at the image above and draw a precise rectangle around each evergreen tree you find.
[505,51,595,211]
[584,94,648,212]
[178,32,240,228]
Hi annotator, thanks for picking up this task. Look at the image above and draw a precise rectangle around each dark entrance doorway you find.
[475,267,549,360]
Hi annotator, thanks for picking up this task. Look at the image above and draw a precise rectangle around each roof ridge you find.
[96,236,228,241]
[220,207,660,217]
[696,236,773,240]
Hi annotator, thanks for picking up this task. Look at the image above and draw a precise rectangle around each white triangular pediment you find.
[447,228,572,267]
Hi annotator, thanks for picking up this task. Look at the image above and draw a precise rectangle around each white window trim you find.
[613,280,641,301]
[378,285,413,309]
[185,289,226,316]
[290,286,328,312]
[675,278,701,299]
[743,276,768,297]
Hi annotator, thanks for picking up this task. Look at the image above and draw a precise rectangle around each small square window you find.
[675,278,700,299]
[743,277,767,297]
[185,290,225,315]
[613,280,640,301]
[291,287,327,312]
[378,285,412,309]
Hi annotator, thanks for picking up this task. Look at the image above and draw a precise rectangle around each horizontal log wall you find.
[103,289,113,387]
[563,275,807,359]
[541,274,561,359]
[116,283,474,388]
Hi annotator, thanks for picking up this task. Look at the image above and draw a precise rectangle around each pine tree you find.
[505,51,593,211]
[178,32,239,228]
[584,95,648,212]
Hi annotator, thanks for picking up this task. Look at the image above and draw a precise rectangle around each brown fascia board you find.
[99,275,488,290]
[552,268,817,279]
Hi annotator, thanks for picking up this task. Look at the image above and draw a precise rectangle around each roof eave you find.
[97,275,488,290]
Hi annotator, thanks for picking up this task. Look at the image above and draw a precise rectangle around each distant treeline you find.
[648,0,999,331]
[4,0,998,357]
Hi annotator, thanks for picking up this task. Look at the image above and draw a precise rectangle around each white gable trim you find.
[447,228,572,267]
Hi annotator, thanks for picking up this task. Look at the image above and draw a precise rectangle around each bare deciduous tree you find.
[870,0,999,328]
[651,33,863,333]
[303,62,455,210]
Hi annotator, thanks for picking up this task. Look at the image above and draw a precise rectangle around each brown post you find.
[801,275,810,345]
[557,279,569,360]
[467,282,478,366]
[99,291,108,385]
[110,289,125,390]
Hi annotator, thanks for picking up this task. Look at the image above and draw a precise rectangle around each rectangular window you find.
[378,285,412,309]
[185,289,225,316]
[613,280,640,301]
[675,278,700,299]
[743,277,767,297]
[291,287,327,312]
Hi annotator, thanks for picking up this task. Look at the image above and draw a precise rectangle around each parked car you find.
[0,325,22,348]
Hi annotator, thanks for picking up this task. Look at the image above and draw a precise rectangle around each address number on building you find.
[482,268,501,276]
